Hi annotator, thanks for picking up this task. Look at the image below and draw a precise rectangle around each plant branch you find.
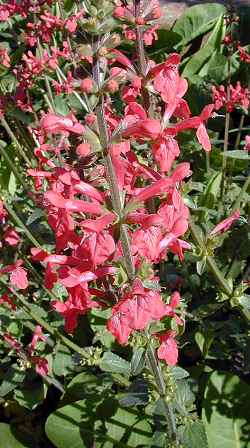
[146,342,178,444]
[93,41,135,282]
[0,117,32,166]
[189,218,233,296]
[0,278,90,358]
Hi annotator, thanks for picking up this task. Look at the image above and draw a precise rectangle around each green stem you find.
[189,219,233,296]
[232,175,250,211]
[0,278,90,358]
[4,202,43,249]
[146,343,178,444]
[93,43,135,282]
[0,142,28,190]
[0,117,31,166]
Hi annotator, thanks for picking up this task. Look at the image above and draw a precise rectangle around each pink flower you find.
[29,325,46,355]
[210,210,240,236]
[107,279,166,344]
[41,113,85,135]
[80,78,93,93]
[244,135,250,151]
[3,227,20,246]
[156,330,178,365]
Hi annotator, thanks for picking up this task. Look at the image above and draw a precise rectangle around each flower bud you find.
[80,78,93,93]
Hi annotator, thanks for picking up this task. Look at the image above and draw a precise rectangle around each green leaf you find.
[0,364,25,397]
[54,96,70,116]
[100,352,131,377]
[222,150,250,160]
[8,171,17,196]
[202,371,250,447]
[119,378,148,407]
[174,380,195,415]
[238,294,250,310]
[173,3,226,46]
[46,399,95,448]
[0,424,27,448]
[171,366,189,381]
[200,171,222,210]
[182,15,226,78]
[197,257,207,276]
[14,377,47,410]
[182,421,208,448]
[53,343,75,377]
[26,208,45,225]
[105,408,152,447]
[195,329,214,358]
[130,348,146,376]
[205,51,239,83]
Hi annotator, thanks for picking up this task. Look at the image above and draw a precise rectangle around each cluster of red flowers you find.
[211,81,250,113]
[0,0,243,371]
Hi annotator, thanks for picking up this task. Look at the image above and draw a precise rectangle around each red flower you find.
[210,210,240,236]
[156,330,178,365]
[41,113,85,135]
[107,279,166,344]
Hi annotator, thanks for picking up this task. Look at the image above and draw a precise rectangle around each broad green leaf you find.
[182,15,225,78]
[171,366,189,381]
[202,371,250,447]
[100,352,131,377]
[205,51,239,82]
[0,364,25,397]
[53,343,75,377]
[46,400,95,448]
[182,421,208,448]
[173,3,226,46]
[174,380,195,415]
[0,424,27,448]
[105,408,152,447]
[54,96,70,116]
[14,378,47,410]
[119,378,148,407]
[222,150,250,160]
[63,371,103,403]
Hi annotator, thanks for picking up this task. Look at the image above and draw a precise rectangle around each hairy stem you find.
[93,43,135,282]
[146,343,178,444]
